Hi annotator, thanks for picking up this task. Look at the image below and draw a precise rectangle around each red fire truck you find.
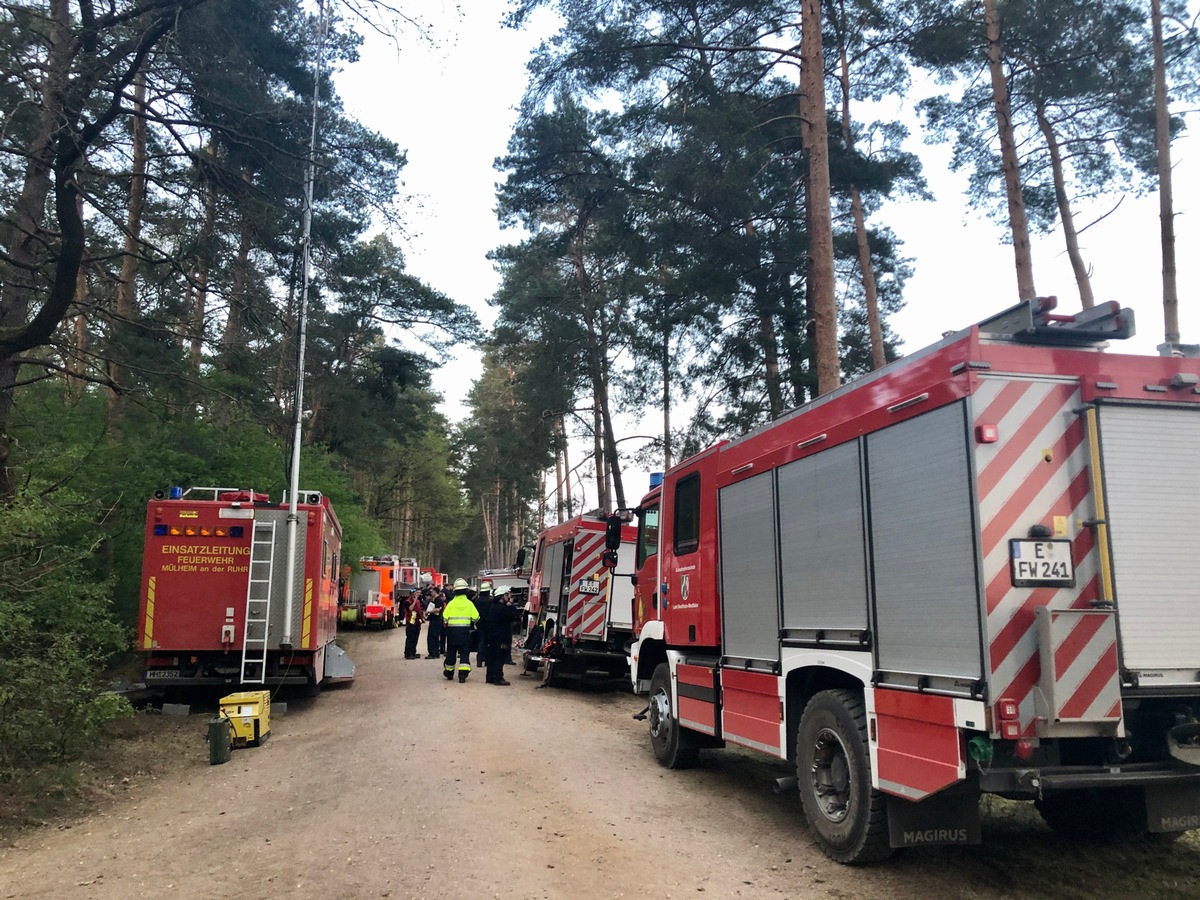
[396,557,421,596]
[421,567,446,588]
[525,513,637,684]
[625,298,1200,862]
[138,487,354,692]
[349,555,400,628]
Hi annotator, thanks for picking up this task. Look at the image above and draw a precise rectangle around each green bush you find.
[0,491,132,779]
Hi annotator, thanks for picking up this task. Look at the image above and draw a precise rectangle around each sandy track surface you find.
[3,630,1198,899]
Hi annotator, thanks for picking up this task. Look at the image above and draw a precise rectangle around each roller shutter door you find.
[1100,404,1200,676]
[720,471,780,662]
[868,402,982,679]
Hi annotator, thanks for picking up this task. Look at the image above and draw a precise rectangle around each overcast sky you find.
[334,3,1199,507]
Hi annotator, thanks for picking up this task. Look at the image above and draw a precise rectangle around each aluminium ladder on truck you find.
[241,519,278,683]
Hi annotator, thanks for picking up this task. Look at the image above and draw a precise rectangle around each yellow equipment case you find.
[218,690,271,747]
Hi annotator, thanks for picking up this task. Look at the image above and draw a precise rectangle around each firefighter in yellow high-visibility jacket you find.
[442,579,480,682]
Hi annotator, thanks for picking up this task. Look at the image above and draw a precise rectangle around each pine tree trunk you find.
[592,398,607,512]
[539,468,548,530]
[554,436,565,525]
[1151,0,1179,344]
[983,0,1037,301]
[835,8,886,370]
[758,297,784,419]
[66,195,88,403]
[598,337,625,509]
[481,494,495,565]
[109,69,149,417]
[571,239,624,511]
[275,249,299,408]
[492,477,502,567]
[190,158,218,372]
[801,0,840,397]
[560,415,574,521]
[1035,100,1093,308]
[661,328,672,470]
[0,0,72,499]
[508,483,521,567]
[221,227,251,352]
[746,222,784,418]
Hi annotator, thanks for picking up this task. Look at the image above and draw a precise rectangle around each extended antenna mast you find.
[281,0,328,649]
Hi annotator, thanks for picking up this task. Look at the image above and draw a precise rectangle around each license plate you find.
[145,669,180,679]
[578,579,600,595]
[1009,539,1075,587]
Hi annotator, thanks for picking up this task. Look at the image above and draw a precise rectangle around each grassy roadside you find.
[0,709,201,843]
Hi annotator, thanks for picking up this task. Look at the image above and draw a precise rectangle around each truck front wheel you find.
[796,689,890,864]
[648,663,699,769]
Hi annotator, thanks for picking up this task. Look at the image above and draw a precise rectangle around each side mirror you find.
[605,508,634,550]
[515,547,526,568]
[630,573,638,587]
[605,514,623,551]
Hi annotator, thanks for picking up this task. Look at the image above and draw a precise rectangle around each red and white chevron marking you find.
[564,530,608,638]
[974,377,1120,736]
[1041,609,1122,724]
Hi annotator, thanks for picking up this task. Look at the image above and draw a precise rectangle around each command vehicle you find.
[138,487,353,692]
[626,298,1200,862]
[525,513,636,684]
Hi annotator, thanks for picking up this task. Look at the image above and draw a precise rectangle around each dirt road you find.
[3,631,1199,900]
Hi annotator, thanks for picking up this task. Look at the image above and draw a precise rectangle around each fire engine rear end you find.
[138,486,352,691]
[526,514,636,684]
[625,299,1200,862]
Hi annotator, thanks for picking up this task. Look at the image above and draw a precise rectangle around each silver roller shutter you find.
[1100,404,1200,675]
[258,508,306,649]
[720,470,780,662]
[868,402,982,679]
[778,441,869,631]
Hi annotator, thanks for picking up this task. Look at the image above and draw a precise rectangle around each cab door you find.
[632,497,661,634]
[656,449,722,649]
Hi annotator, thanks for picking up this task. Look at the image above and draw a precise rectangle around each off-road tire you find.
[648,663,700,769]
[796,689,891,864]
[1035,787,1147,841]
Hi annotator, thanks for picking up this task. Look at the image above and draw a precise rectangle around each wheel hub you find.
[809,727,852,823]
[649,689,672,740]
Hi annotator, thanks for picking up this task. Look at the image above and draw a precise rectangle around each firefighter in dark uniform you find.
[443,579,480,682]
[424,583,445,658]
[485,586,519,685]
[473,580,494,668]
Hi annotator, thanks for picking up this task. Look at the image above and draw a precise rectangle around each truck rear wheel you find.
[648,663,699,769]
[796,689,891,864]
[1035,787,1147,841]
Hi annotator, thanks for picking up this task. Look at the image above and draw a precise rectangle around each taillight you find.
[996,697,1021,739]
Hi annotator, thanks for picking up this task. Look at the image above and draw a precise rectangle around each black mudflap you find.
[1146,782,1200,833]
[887,786,981,849]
